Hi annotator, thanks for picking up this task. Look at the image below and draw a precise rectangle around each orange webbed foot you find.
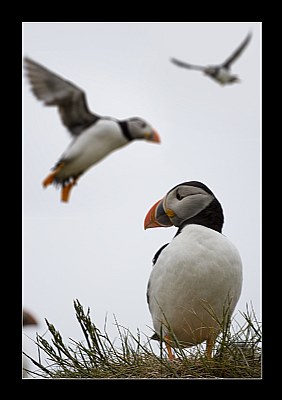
[61,177,79,203]
[42,171,57,187]
[42,163,64,188]
[164,335,175,361]
[61,183,73,203]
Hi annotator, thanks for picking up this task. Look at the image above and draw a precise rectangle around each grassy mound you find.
[23,300,261,379]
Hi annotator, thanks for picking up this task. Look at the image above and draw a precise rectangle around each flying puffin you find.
[23,309,37,326]
[24,58,161,202]
[171,32,252,85]
[144,181,243,359]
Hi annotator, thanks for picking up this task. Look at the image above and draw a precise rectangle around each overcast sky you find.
[23,22,261,373]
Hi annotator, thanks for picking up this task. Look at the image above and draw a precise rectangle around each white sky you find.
[23,22,261,372]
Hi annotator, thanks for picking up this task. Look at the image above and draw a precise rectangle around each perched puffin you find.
[24,58,161,202]
[171,32,252,85]
[144,181,242,359]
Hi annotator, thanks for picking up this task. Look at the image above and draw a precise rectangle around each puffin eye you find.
[176,190,183,201]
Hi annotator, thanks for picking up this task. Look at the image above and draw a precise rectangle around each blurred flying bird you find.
[171,32,252,85]
[23,309,37,326]
[24,58,161,203]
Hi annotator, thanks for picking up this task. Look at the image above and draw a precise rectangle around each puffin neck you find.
[175,198,224,236]
[118,120,133,142]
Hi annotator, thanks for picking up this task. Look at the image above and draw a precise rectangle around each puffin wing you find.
[24,57,99,136]
[170,57,205,71]
[221,32,252,69]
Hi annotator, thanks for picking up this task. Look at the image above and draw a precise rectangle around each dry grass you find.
[23,300,261,379]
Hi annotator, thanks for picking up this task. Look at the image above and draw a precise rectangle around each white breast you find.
[57,119,128,179]
[147,224,242,346]
[216,68,233,83]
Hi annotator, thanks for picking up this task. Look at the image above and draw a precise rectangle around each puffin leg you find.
[61,176,79,203]
[42,163,64,188]
[206,335,216,359]
[164,335,175,361]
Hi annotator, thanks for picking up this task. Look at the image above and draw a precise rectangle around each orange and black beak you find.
[146,129,161,143]
[144,198,173,229]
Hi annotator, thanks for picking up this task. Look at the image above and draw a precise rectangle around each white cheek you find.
[172,194,214,222]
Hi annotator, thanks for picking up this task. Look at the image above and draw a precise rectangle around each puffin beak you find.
[144,199,173,229]
[146,129,161,143]
[152,130,161,143]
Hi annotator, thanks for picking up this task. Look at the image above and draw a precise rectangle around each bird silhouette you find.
[171,32,252,85]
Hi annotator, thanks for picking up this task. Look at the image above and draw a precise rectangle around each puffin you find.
[24,58,161,202]
[171,32,252,85]
[23,309,37,326]
[144,181,243,359]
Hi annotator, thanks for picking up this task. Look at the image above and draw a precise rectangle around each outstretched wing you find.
[170,57,205,71]
[24,57,99,136]
[221,32,252,69]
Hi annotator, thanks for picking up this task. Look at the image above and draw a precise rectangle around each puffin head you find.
[144,181,224,233]
[126,117,160,143]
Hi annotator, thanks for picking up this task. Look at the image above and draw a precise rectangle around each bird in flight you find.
[171,32,252,85]
[23,309,37,326]
[144,181,242,359]
[24,58,161,203]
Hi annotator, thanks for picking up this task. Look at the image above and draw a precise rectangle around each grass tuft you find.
[23,300,261,379]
